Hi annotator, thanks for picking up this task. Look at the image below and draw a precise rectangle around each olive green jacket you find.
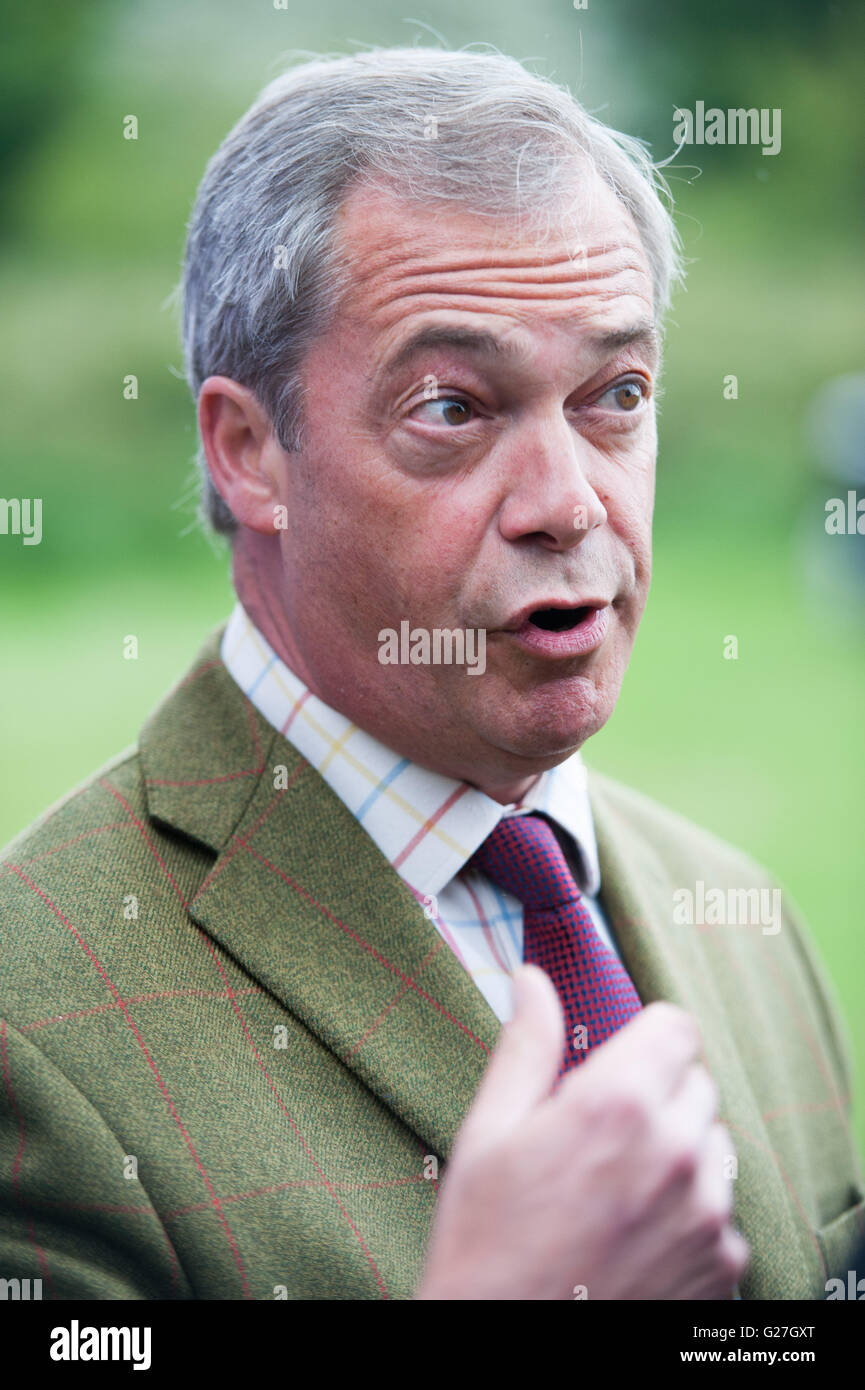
[1,627,862,1299]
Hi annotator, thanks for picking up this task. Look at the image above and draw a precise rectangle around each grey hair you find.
[181,45,684,537]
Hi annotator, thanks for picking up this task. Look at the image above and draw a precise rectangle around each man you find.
[1,46,862,1301]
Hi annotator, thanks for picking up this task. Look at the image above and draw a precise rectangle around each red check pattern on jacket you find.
[469,813,643,1076]
[1,627,862,1300]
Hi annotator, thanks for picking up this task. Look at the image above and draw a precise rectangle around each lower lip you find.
[504,605,611,658]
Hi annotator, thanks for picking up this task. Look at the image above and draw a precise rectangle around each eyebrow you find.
[385,325,520,373]
[591,321,661,363]
[383,318,660,376]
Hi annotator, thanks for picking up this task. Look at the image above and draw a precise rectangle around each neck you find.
[466,771,543,807]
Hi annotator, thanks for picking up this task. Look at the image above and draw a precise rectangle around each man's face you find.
[252,169,658,797]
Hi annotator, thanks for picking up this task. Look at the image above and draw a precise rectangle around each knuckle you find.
[586,1083,648,1136]
[665,1141,701,1185]
[647,1001,699,1045]
[492,1019,550,1081]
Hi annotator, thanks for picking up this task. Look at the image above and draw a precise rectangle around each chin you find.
[472,671,617,762]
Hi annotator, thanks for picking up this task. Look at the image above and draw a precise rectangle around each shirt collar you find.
[220,601,601,900]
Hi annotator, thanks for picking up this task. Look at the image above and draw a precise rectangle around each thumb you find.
[455,964,564,1153]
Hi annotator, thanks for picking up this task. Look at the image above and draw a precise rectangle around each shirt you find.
[221,601,629,1023]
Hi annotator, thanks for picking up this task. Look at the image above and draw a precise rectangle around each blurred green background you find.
[1,2,863,1156]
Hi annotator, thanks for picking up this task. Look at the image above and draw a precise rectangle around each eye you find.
[596,379,647,412]
[409,396,476,427]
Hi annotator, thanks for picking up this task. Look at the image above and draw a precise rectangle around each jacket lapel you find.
[588,773,817,1299]
[140,629,500,1164]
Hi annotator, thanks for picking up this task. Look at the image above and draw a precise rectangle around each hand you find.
[415,963,749,1300]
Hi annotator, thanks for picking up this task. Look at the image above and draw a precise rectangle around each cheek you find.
[599,447,655,570]
[619,504,653,576]
[357,465,487,591]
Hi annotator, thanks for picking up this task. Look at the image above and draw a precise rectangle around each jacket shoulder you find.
[0,745,212,1024]
[585,765,772,885]
[586,764,859,1115]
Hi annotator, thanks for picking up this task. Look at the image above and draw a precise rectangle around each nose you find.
[496,413,607,552]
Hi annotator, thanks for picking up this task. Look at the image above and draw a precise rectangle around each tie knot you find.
[467,813,580,911]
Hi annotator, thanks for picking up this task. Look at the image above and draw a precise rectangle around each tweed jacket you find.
[1,626,863,1300]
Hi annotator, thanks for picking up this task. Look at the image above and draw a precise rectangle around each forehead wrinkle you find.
[333,171,656,322]
[355,239,645,277]
[371,247,648,298]
[345,225,649,304]
[357,258,652,339]
[361,278,654,360]
[367,282,656,365]
[372,278,650,313]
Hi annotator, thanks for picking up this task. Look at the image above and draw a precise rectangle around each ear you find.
[198,377,286,535]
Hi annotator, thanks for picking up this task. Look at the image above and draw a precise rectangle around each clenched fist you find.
[415,964,749,1300]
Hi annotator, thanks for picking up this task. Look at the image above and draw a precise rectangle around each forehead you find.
[329,170,656,356]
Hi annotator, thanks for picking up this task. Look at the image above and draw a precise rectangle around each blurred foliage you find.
[0,2,109,208]
[603,0,855,108]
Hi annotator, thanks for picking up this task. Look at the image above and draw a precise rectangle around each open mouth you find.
[504,601,610,658]
[527,605,592,632]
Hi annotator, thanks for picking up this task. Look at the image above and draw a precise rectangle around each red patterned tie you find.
[469,813,642,1075]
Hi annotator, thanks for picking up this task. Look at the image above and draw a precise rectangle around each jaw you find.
[465,670,612,761]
